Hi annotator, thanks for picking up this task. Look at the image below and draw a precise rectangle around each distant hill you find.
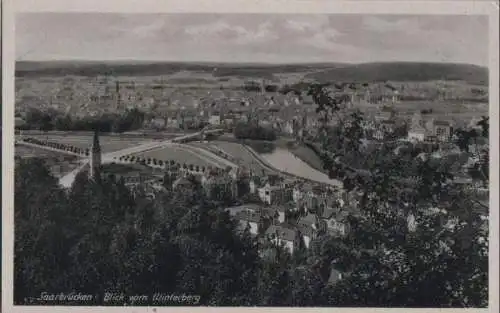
[305,62,488,85]
[15,61,488,85]
[15,61,345,78]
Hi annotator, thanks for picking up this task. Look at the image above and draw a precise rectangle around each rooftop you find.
[265,224,298,242]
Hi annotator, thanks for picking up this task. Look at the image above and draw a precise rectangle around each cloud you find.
[362,16,422,34]
[283,15,330,32]
[184,19,278,45]
[303,29,342,51]
[184,20,232,37]
[129,19,168,37]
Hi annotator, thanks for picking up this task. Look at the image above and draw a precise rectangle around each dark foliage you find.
[17,107,145,133]
[234,122,277,141]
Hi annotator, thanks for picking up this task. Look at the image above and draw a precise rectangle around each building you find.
[407,112,454,142]
[234,210,261,235]
[209,112,221,126]
[373,119,397,140]
[249,176,263,194]
[225,204,262,217]
[265,224,302,254]
[201,169,238,201]
[433,120,454,142]
[89,130,101,179]
[265,205,287,224]
[258,181,293,205]
[297,224,317,249]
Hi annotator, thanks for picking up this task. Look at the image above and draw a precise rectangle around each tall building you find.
[89,129,102,179]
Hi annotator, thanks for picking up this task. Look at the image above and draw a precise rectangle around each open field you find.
[19,134,155,154]
[130,144,226,168]
[197,141,271,174]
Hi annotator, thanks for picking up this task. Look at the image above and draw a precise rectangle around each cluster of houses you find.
[122,157,359,256]
[226,174,360,255]
[360,106,456,143]
[406,112,454,143]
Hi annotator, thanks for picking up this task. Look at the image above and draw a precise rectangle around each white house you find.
[209,113,221,126]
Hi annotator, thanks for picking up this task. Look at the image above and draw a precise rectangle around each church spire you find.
[92,129,101,153]
[89,129,102,179]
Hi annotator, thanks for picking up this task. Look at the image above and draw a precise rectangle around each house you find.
[249,176,263,194]
[373,119,397,140]
[209,112,221,126]
[201,170,238,201]
[283,120,295,135]
[149,117,166,130]
[317,197,341,217]
[302,185,330,212]
[407,112,453,142]
[267,205,288,224]
[284,93,302,107]
[225,204,262,217]
[258,181,293,205]
[297,224,317,249]
[297,212,320,230]
[234,210,261,235]
[433,120,454,142]
[324,214,350,237]
[293,183,312,203]
[327,267,344,286]
[167,117,180,129]
[258,183,281,204]
[265,224,302,254]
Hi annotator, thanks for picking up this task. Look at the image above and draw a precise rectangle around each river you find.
[260,148,343,187]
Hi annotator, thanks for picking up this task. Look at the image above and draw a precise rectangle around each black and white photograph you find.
[3,0,499,310]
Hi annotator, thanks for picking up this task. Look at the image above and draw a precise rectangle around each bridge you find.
[171,128,225,143]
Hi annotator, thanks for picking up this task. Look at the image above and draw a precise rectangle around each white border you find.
[2,1,499,313]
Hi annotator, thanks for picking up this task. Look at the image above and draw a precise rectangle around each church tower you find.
[89,129,102,179]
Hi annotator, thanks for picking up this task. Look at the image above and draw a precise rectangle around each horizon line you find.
[15,59,488,68]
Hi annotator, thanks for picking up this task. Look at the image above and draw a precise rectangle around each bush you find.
[234,122,277,141]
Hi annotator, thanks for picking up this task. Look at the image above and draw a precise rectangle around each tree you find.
[305,83,488,307]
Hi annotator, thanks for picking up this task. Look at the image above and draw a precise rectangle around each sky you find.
[15,13,489,66]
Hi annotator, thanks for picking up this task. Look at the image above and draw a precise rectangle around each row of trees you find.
[118,155,216,174]
[17,107,145,133]
[21,137,89,156]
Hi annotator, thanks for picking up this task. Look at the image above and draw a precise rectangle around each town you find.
[15,66,489,270]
